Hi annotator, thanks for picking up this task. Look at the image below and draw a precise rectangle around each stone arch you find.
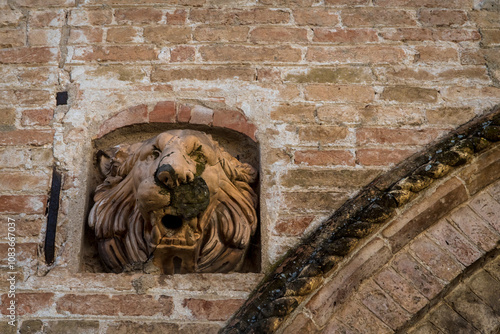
[222,105,500,333]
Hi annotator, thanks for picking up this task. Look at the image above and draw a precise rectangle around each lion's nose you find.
[155,164,195,188]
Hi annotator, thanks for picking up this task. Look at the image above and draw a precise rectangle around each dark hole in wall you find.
[56,91,68,105]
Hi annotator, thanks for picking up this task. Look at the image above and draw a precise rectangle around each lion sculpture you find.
[88,129,258,274]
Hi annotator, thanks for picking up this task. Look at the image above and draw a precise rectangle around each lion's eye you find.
[150,146,161,159]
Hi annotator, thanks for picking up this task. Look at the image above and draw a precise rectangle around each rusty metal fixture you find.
[88,129,258,274]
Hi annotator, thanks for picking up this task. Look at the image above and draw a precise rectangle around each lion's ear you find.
[96,145,132,177]
[220,151,258,184]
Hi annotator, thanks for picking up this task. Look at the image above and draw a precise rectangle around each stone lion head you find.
[88,129,258,274]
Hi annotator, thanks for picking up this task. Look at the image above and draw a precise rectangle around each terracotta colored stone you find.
[409,234,464,282]
[293,9,339,26]
[71,46,157,62]
[189,105,213,125]
[152,66,254,81]
[177,104,191,123]
[295,150,355,166]
[274,215,315,236]
[418,9,467,27]
[97,105,148,137]
[149,101,176,123]
[250,27,309,43]
[213,108,256,140]
[21,108,54,126]
[341,8,417,27]
[183,298,245,321]
[1,293,54,316]
[313,28,378,43]
[29,9,65,27]
[170,46,195,62]
[0,47,57,64]
[69,8,112,25]
[0,195,47,214]
[105,27,139,44]
[0,171,50,192]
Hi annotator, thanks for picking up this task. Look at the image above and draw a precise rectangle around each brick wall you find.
[0,0,499,331]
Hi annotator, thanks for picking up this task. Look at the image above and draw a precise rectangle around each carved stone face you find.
[89,129,258,274]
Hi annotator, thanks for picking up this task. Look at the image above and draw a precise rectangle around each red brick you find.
[193,26,248,42]
[293,9,339,26]
[336,301,392,333]
[374,266,428,313]
[0,130,53,146]
[28,9,65,27]
[282,191,347,212]
[144,26,192,44]
[357,148,415,166]
[0,243,38,265]
[152,66,254,81]
[295,150,355,166]
[190,8,289,25]
[12,0,75,7]
[460,49,486,65]
[189,105,213,125]
[428,219,483,266]
[183,299,245,321]
[0,216,43,238]
[177,104,191,123]
[166,9,187,24]
[433,29,480,42]
[149,101,176,123]
[325,0,369,4]
[213,109,256,140]
[449,206,499,252]
[69,8,112,25]
[305,84,374,102]
[297,125,349,145]
[380,28,434,41]
[0,47,57,64]
[373,0,473,8]
[471,11,500,28]
[71,46,157,62]
[98,105,148,137]
[0,29,25,48]
[409,234,464,282]
[28,29,61,47]
[270,103,315,123]
[358,280,411,329]
[105,27,139,44]
[21,108,53,126]
[114,8,163,24]
[283,169,380,188]
[1,293,54,316]
[250,27,308,43]
[341,8,417,27]
[0,195,47,214]
[0,172,50,192]
[170,46,195,62]
[418,9,467,27]
[274,215,315,236]
[306,46,406,64]
[458,146,500,195]
[381,86,438,103]
[391,252,444,299]
[313,28,378,43]
[415,46,458,63]
[469,192,500,233]
[56,294,173,316]
[200,45,301,63]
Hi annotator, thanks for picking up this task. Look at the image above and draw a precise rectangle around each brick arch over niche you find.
[95,101,257,141]
[222,105,500,333]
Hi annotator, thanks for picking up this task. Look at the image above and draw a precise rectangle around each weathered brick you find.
[69,8,112,25]
[285,67,373,84]
[149,101,176,123]
[305,84,374,102]
[383,178,468,252]
[335,301,392,333]
[374,266,428,313]
[189,105,213,125]
[0,171,50,193]
[270,103,315,123]
[170,45,195,62]
[295,149,355,166]
[183,299,244,321]
[21,108,53,126]
[274,215,315,236]
[381,86,438,103]
[357,148,415,166]
[325,0,369,5]
[428,219,483,266]
[165,9,186,24]
[0,108,15,129]
[44,320,100,334]
[427,303,478,334]
[357,127,442,146]
[316,104,359,124]
[373,0,473,8]
[307,46,406,64]
[0,215,43,238]
[106,27,140,43]
[28,29,61,47]
[283,169,380,188]
[313,28,378,43]
[392,252,444,299]
[469,192,500,233]
[459,146,500,195]
[0,29,25,48]
[0,195,47,214]
[380,28,433,41]
[442,86,500,101]
[0,129,53,146]
[193,26,248,42]
[342,8,417,27]
[297,125,350,144]
[19,320,43,334]
[0,47,57,64]
[200,45,301,63]
[445,285,500,332]
[12,0,75,7]
[281,313,319,333]
[467,271,500,315]
[56,294,173,316]
[177,103,191,123]
[418,9,468,27]
[293,9,339,26]
[358,280,411,330]
[250,27,308,43]
[410,234,464,282]
[98,105,148,137]
[144,26,192,44]
[434,29,480,42]
[481,29,500,46]
[450,205,499,252]
[408,322,442,334]
[71,46,157,62]
[471,11,500,28]
[29,9,65,27]
[152,66,254,81]
[0,9,24,27]
[114,8,163,24]
[415,46,458,63]
[426,107,476,126]
[190,8,289,25]
[283,191,347,212]
[0,293,54,316]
